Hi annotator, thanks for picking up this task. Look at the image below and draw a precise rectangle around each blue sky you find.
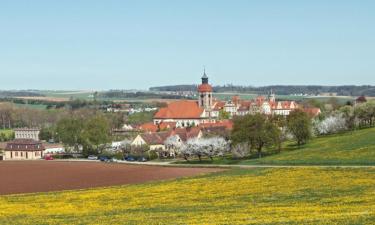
[0,0,374,90]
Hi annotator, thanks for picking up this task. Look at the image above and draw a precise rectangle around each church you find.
[153,71,219,127]
[153,71,301,128]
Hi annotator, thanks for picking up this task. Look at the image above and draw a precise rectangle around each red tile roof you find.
[139,127,201,145]
[5,139,45,151]
[198,83,213,92]
[199,120,233,130]
[213,101,226,110]
[138,122,158,132]
[159,122,177,130]
[140,132,169,145]
[170,127,201,142]
[154,101,204,119]
[303,107,321,117]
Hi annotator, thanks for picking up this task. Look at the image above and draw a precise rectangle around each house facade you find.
[14,128,40,141]
[2,128,45,160]
[131,127,202,157]
[3,139,45,160]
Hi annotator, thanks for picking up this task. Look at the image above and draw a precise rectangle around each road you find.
[58,159,375,168]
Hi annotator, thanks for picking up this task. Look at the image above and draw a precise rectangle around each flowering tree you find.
[315,114,347,135]
[179,137,229,161]
[178,142,193,161]
[164,135,182,158]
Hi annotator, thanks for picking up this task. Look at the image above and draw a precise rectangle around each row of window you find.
[10,151,42,158]
[9,144,41,149]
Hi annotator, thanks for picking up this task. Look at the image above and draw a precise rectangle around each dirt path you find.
[0,161,222,195]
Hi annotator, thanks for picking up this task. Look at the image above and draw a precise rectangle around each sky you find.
[0,0,374,90]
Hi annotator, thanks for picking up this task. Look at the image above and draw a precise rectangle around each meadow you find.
[0,167,374,224]
[176,127,375,166]
[250,127,375,165]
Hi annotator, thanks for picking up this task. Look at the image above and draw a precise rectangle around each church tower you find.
[198,69,213,111]
[269,89,276,103]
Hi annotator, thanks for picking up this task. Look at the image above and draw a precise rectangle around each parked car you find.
[44,154,54,160]
[99,156,114,162]
[137,157,147,162]
[99,156,109,162]
[87,155,98,160]
[124,156,135,161]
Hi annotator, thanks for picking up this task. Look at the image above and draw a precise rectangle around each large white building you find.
[14,128,40,141]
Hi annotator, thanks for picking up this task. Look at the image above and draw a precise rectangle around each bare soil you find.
[0,161,222,195]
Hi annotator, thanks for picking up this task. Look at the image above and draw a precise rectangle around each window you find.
[15,152,18,157]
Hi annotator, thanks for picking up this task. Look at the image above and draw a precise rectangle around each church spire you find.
[201,66,208,84]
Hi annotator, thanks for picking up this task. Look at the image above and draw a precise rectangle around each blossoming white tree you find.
[164,135,182,158]
[315,114,347,135]
[179,137,229,161]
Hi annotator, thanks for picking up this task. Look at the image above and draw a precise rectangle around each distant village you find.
[0,71,326,160]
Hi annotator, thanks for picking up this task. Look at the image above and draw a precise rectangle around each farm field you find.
[0,167,374,224]
[0,161,221,195]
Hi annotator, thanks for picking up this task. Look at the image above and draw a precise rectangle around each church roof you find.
[154,100,204,119]
[198,83,213,92]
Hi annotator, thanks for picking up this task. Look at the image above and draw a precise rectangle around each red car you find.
[44,154,54,160]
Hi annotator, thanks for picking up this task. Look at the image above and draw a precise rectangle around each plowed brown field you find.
[0,161,221,195]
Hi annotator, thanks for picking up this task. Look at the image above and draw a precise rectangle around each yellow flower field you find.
[0,168,374,224]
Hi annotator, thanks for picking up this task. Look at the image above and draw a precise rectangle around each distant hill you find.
[150,85,375,96]
[0,91,45,98]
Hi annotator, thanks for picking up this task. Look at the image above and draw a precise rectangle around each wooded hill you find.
[150,85,375,96]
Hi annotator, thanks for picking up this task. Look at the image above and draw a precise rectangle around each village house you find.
[2,128,45,160]
[131,127,202,157]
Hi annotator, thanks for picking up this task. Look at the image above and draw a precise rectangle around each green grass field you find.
[176,127,375,166]
[250,127,375,165]
[38,90,94,100]
[13,103,48,110]
[1,168,374,224]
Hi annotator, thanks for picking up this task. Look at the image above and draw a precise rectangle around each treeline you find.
[150,84,375,96]
[149,85,198,92]
[0,91,44,97]
[0,102,125,130]
[100,90,193,99]
[0,98,117,110]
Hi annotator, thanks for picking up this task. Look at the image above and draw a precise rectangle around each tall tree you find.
[287,110,312,146]
[82,115,111,155]
[231,114,281,158]
[56,118,84,152]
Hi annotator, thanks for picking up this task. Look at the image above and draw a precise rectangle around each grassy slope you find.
[175,127,375,166]
[0,168,374,224]
[249,127,375,165]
